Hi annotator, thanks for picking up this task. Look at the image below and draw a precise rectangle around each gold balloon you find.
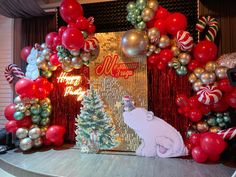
[121,29,149,58]
[209,126,221,133]
[159,35,170,49]
[147,27,160,43]
[193,67,205,78]
[215,66,228,79]
[205,61,218,72]
[147,0,159,11]
[178,53,191,66]
[197,121,209,133]
[200,71,216,84]
[64,57,71,64]
[141,7,155,22]
[189,73,198,84]
[193,79,203,91]
[72,57,83,69]
[149,44,156,52]
[171,46,180,57]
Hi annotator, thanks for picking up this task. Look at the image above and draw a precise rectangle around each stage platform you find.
[0,145,235,177]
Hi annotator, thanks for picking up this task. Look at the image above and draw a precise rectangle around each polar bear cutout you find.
[25,47,40,80]
[123,103,188,158]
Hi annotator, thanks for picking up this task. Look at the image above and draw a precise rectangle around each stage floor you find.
[0,145,235,177]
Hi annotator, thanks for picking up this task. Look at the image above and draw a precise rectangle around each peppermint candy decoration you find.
[217,127,236,140]
[196,16,219,42]
[4,64,25,84]
[176,31,194,51]
[83,37,99,52]
[196,85,222,105]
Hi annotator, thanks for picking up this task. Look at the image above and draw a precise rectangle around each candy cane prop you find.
[217,127,236,140]
[196,16,219,42]
[83,37,99,52]
[4,64,25,84]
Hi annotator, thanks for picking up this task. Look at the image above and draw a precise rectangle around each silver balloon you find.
[178,53,191,66]
[19,138,33,151]
[28,127,41,140]
[147,0,159,11]
[200,71,216,84]
[147,27,160,43]
[158,35,170,49]
[141,8,155,22]
[193,67,205,78]
[70,50,80,56]
[121,29,149,58]
[72,57,83,69]
[61,64,73,72]
[80,52,92,62]
[193,79,203,92]
[215,66,228,79]
[14,96,22,104]
[16,128,28,139]
[33,137,43,148]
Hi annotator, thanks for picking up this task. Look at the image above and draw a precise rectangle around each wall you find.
[199,0,236,55]
[0,15,14,128]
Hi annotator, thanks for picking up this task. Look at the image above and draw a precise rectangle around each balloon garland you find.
[3,0,99,152]
[122,0,236,163]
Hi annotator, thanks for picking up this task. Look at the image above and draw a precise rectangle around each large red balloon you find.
[192,146,208,163]
[147,53,159,68]
[58,26,67,37]
[200,132,227,155]
[218,79,234,93]
[59,0,84,23]
[193,40,218,64]
[154,19,166,35]
[187,60,201,72]
[4,103,16,121]
[53,36,62,50]
[188,96,201,108]
[189,109,202,122]
[46,125,66,143]
[223,89,236,108]
[62,28,85,50]
[176,94,189,107]
[76,16,89,30]
[159,49,173,63]
[211,100,229,112]
[5,121,18,133]
[50,54,61,67]
[189,133,200,146]
[45,32,58,49]
[20,46,32,62]
[155,6,170,20]
[166,13,187,36]
[15,78,36,98]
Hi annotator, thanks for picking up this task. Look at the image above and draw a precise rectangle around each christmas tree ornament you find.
[29,127,41,140]
[197,85,222,105]
[19,137,33,151]
[16,128,28,139]
[176,31,193,52]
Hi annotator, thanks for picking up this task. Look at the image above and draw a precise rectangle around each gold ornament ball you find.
[159,35,170,49]
[193,67,205,78]
[147,0,159,11]
[178,53,191,66]
[200,71,216,85]
[141,7,155,22]
[147,27,160,43]
[148,44,156,52]
[188,73,198,84]
[209,126,221,133]
[193,79,203,92]
[215,66,228,79]
[171,46,180,57]
[205,61,218,72]
[197,121,209,133]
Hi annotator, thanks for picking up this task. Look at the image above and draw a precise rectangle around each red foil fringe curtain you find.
[148,68,192,138]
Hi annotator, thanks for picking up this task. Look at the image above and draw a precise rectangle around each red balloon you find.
[154,19,166,35]
[4,103,16,121]
[200,104,211,115]
[166,13,187,36]
[62,28,85,50]
[189,133,200,146]
[224,90,236,108]
[53,36,62,49]
[42,136,52,146]
[211,100,229,112]
[5,121,18,133]
[15,78,36,98]
[17,116,32,128]
[20,46,32,62]
[155,6,170,20]
[192,146,208,163]
[189,109,202,122]
[156,60,166,70]
[67,22,77,29]
[58,26,67,37]
[188,96,201,108]
[46,125,66,143]
[176,94,189,107]
[208,154,220,162]
[159,49,173,63]
[87,24,96,34]
[200,132,227,155]
[187,60,201,72]
[76,16,89,30]
[59,0,84,23]
[147,54,159,68]
[218,79,234,93]
[193,40,218,64]
[53,137,64,147]
[146,18,155,28]
[45,32,58,49]
[50,54,61,67]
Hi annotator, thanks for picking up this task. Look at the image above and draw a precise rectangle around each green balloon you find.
[40,108,51,118]
[14,111,24,120]
[216,117,224,124]
[136,0,147,10]
[216,113,223,118]
[40,117,50,126]
[207,117,217,126]
[127,2,136,12]
[176,66,188,75]
[30,104,41,115]
[219,122,226,128]
[223,116,231,122]
[32,115,41,124]
[137,21,146,30]
[136,15,142,22]
[133,8,141,16]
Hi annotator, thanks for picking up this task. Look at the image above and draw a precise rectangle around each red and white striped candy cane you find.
[196,16,219,42]
[217,127,236,140]
[4,64,25,84]
[176,30,194,51]
[83,37,99,52]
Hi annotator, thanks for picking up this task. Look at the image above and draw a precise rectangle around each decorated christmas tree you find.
[75,86,119,153]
